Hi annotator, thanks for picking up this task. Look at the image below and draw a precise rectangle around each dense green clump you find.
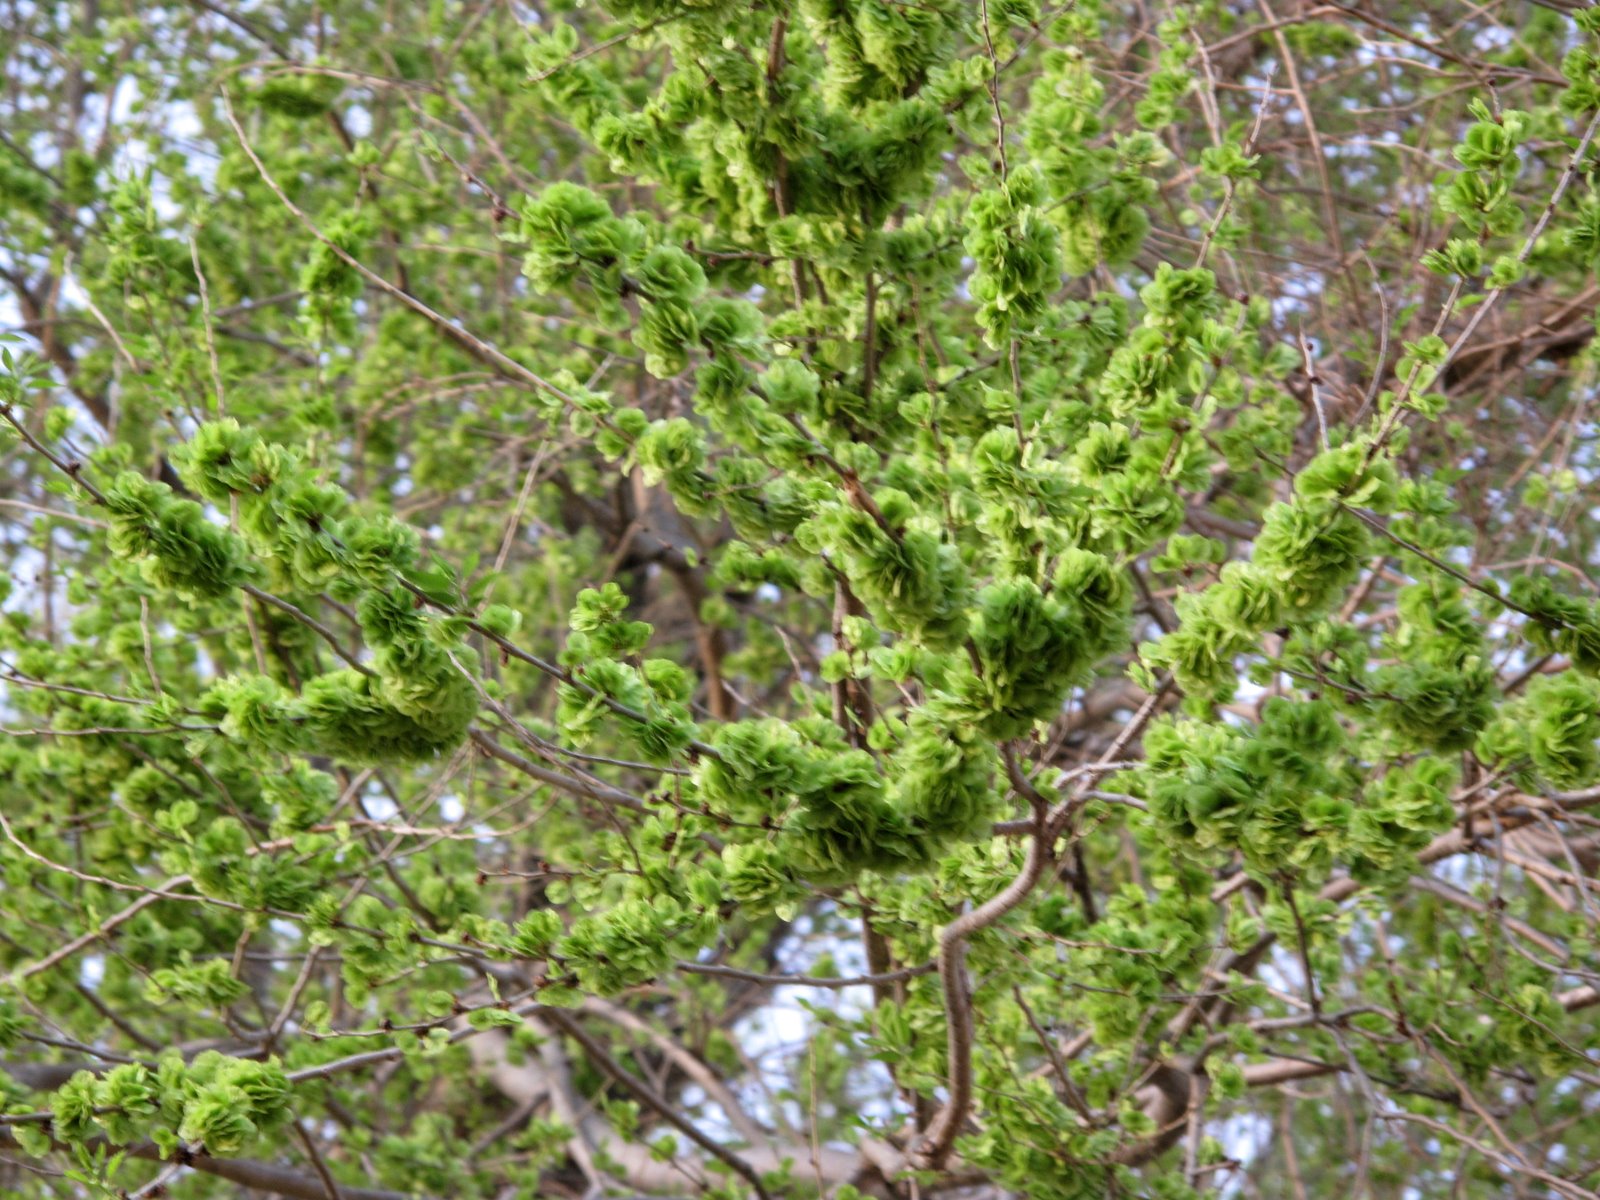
[103,472,256,599]
[49,1053,291,1156]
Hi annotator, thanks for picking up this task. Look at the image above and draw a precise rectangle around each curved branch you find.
[916,751,1055,1167]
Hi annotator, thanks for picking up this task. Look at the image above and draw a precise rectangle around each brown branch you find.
[0,1127,420,1200]
[220,92,586,414]
[539,1007,775,1200]
[916,751,1054,1167]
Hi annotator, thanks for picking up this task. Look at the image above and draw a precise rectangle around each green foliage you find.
[102,472,256,599]
[966,168,1063,345]
[50,1054,290,1155]
[4,3,1600,1199]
